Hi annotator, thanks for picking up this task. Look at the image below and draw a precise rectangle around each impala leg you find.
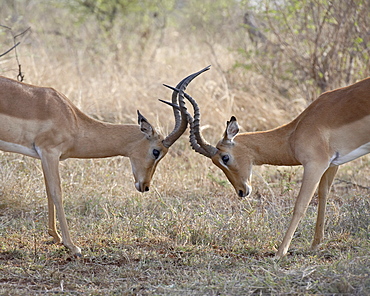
[311,165,338,250]
[39,150,81,256]
[47,197,62,244]
[276,164,328,258]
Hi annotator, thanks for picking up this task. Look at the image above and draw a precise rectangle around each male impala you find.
[0,67,209,256]
[172,74,370,258]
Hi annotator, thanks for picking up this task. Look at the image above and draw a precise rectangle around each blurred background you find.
[1,0,369,142]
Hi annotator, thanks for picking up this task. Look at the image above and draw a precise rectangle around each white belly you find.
[331,142,370,166]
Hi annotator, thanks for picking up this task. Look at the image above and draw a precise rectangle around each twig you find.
[0,25,31,81]
[0,42,20,57]
[335,178,370,190]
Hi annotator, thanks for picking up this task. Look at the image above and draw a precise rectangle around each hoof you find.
[74,252,82,258]
[73,246,82,257]
[64,243,82,257]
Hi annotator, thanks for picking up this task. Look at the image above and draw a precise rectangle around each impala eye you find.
[221,155,230,165]
[153,149,160,159]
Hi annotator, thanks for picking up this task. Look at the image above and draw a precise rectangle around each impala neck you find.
[237,123,299,166]
[70,119,144,159]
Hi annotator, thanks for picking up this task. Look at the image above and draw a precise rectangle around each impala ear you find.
[223,116,239,143]
[137,110,155,139]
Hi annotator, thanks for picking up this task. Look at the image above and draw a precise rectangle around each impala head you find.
[210,116,253,198]
[163,74,252,198]
[129,111,169,192]
[130,66,211,193]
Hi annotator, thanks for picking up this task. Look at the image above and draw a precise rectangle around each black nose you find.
[238,190,244,197]
[145,186,149,192]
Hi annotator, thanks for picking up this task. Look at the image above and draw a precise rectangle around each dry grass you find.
[1,153,369,295]
[1,3,370,295]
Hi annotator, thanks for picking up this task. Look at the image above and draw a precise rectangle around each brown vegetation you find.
[1,0,369,294]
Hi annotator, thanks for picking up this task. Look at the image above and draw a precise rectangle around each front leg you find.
[47,196,62,244]
[38,147,82,256]
[276,163,329,258]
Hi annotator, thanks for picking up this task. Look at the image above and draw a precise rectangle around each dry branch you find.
[0,25,31,81]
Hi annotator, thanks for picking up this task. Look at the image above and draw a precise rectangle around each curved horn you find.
[162,66,211,148]
[181,91,218,158]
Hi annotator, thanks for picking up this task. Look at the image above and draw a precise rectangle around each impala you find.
[170,74,370,258]
[0,67,209,256]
